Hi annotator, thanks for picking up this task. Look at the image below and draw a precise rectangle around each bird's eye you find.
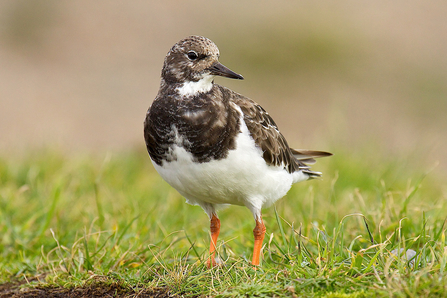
[187,51,198,60]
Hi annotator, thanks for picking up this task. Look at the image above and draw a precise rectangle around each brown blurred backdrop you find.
[0,1,446,171]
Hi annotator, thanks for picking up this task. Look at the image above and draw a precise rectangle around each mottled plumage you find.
[144,36,331,266]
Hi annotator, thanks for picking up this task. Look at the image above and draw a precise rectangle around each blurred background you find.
[0,1,446,172]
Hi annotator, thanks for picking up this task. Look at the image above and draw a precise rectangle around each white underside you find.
[151,112,309,219]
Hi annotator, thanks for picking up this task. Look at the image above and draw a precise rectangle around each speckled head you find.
[161,36,243,86]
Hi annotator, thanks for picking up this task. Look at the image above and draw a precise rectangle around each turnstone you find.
[144,36,332,267]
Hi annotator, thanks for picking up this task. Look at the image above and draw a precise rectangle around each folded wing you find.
[233,96,332,178]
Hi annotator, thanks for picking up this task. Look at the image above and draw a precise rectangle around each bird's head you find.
[161,36,243,89]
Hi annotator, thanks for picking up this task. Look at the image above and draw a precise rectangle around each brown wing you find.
[232,94,332,176]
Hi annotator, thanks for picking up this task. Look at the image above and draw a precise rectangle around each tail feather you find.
[302,169,323,179]
[298,158,317,165]
[291,149,333,160]
[293,149,332,179]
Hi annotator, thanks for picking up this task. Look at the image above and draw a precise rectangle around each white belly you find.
[152,119,309,210]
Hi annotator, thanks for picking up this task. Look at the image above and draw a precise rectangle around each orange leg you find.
[252,217,266,266]
[207,213,220,268]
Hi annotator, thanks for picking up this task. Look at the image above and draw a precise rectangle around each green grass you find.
[0,148,446,297]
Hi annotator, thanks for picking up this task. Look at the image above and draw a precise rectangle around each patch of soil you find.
[0,282,173,298]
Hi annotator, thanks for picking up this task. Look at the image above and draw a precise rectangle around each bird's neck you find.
[174,75,215,97]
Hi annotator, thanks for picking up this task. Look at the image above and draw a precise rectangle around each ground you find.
[0,280,171,298]
[1,149,446,297]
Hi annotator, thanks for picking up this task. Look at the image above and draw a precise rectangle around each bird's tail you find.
[292,149,332,179]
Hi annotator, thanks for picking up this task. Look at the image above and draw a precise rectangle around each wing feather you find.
[230,93,332,177]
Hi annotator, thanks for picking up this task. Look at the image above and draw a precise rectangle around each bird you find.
[144,36,332,267]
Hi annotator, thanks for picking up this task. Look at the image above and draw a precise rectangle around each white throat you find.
[176,75,214,97]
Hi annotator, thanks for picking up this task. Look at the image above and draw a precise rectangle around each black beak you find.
[207,62,244,80]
